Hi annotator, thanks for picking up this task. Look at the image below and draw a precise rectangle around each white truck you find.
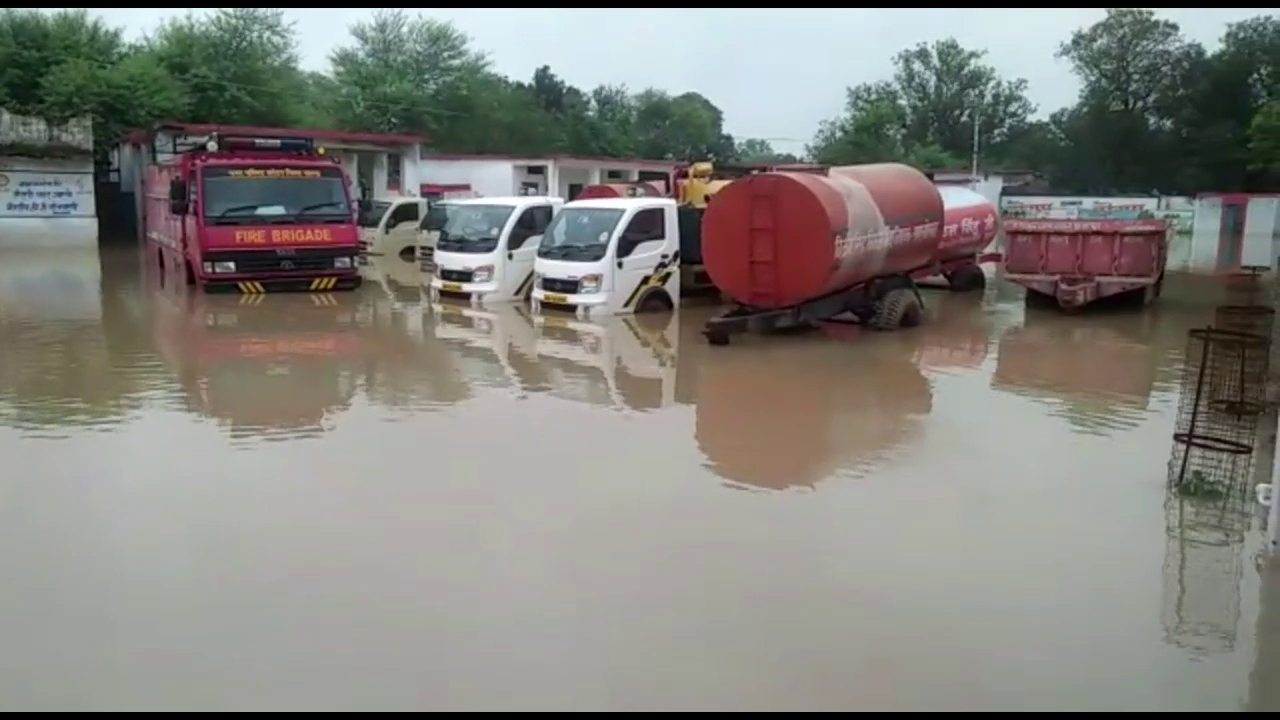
[428,196,563,307]
[358,197,426,265]
[531,197,683,319]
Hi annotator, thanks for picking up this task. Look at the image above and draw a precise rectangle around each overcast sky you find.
[80,8,1266,153]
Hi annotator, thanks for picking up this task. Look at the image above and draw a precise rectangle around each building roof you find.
[421,152,680,169]
[121,123,424,147]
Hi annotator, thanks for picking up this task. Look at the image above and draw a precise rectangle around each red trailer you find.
[1002,218,1168,309]
[698,163,997,345]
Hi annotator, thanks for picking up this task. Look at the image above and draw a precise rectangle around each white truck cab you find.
[531,197,681,319]
[429,196,562,307]
[358,197,426,265]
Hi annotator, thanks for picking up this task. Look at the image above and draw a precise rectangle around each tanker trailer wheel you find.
[945,265,987,293]
[869,288,923,331]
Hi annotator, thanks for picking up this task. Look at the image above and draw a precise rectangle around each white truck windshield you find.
[436,204,515,253]
[537,207,624,260]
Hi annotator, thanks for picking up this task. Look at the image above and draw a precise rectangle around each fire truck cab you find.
[145,133,363,294]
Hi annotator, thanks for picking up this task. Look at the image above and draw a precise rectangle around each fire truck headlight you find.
[213,261,236,273]
[333,256,354,269]
[472,264,494,283]
[202,262,213,274]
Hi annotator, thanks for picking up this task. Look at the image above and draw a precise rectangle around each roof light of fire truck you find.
[218,136,314,152]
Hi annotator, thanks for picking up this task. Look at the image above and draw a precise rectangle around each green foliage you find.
[811,11,1280,193]
[1,7,1277,195]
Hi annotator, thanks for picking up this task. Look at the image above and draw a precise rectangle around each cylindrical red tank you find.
[575,182,664,200]
[702,163,945,309]
[935,185,999,262]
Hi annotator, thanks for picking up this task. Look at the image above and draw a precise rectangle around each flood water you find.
[1,246,1277,711]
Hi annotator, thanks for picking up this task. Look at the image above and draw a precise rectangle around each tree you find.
[329,9,490,142]
[1250,100,1280,175]
[808,39,1032,170]
[632,90,736,161]
[735,138,800,164]
[809,82,913,164]
[0,10,185,166]
[146,9,308,128]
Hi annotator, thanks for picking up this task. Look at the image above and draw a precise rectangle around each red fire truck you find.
[145,132,363,293]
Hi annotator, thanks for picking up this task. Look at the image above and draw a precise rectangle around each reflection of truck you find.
[429,303,550,393]
[358,196,426,265]
[145,132,362,293]
[695,342,932,491]
[149,286,365,437]
[429,196,563,307]
[990,310,1161,435]
[1002,219,1168,309]
[698,163,999,344]
[532,312,679,411]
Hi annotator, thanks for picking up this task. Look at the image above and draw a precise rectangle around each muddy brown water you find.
[0,247,1276,711]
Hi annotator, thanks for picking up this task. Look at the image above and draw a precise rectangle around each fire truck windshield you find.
[202,166,350,223]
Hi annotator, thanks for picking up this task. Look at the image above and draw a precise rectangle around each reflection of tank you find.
[532,312,679,411]
[991,310,1163,436]
[695,341,932,491]
[430,302,549,392]
[910,294,992,373]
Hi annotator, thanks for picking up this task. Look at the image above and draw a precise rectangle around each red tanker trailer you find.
[699,163,998,345]
[574,181,665,200]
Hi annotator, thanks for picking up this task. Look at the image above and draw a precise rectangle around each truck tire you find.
[869,288,922,331]
[637,290,674,313]
[945,265,986,292]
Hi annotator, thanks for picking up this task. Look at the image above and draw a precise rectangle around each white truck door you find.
[381,200,423,263]
[613,207,672,314]
[504,204,555,301]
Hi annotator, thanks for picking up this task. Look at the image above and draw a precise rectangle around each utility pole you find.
[970,105,981,180]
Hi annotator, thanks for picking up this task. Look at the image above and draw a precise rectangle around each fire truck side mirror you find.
[168,178,188,215]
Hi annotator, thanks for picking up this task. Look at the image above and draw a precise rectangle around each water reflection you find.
[1248,556,1280,711]
[695,337,933,491]
[991,309,1179,436]
[533,312,680,412]
[0,247,154,435]
[149,286,364,441]
[430,302,548,394]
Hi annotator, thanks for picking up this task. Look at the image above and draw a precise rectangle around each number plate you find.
[543,293,568,304]
[441,282,463,292]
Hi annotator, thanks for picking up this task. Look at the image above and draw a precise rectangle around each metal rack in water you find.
[1169,328,1267,490]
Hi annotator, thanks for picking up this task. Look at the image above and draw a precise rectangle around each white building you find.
[415,154,681,200]
[0,109,98,250]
